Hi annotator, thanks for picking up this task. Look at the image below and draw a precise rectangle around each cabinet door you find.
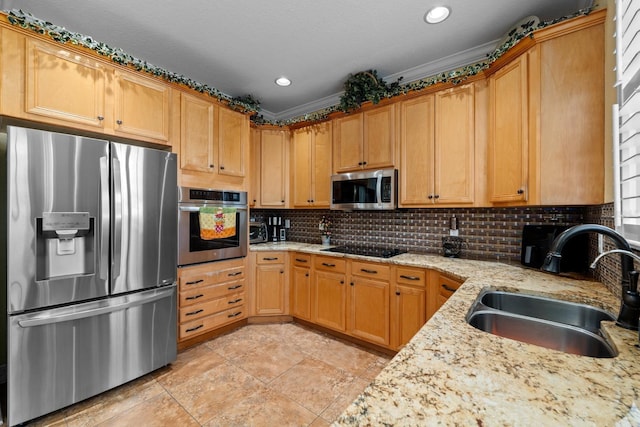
[114,69,170,143]
[180,93,215,173]
[25,39,106,129]
[349,278,390,346]
[255,264,286,315]
[434,84,475,204]
[260,129,288,207]
[312,122,333,207]
[489,55,529,202]
[291,265,311,320]
[363,104,395,170]
[399,95,435,205]
[333,113,363,172]
[249,127,261,207]
[292,127,313,207]
[392,285,426,350]
[314,270,347,332]
[217,107,247,177]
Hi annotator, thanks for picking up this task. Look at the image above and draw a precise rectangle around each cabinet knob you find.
[281,200,285,203]
[340,280,344,285]
[350,282,354,286]
[395,290,401,296]
[220,165,225,170]
[116,119,123,125]
[517,188,524,194]
[358,162,363,166]
[280,270,284,274]
[209,164,214,168]
[362,161,367,166]
[428,194,434,199]
[310,199,314,203]
[305,273,309,277]
[434,194,440,199]
[97,116,104,121]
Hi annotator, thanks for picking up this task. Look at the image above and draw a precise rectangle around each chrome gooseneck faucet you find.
[540,224,640,330]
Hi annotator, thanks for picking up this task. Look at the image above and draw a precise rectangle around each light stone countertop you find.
[250,242,640,425]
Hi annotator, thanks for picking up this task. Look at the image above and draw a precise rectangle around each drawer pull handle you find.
[322,262,336,267]
[227,271,242,277]
[185,324,204,333]
[360,268,377,274]
[295,258,308,263]
[228,311,243,318]
[185,279,204,285]
[263,257,279,261]
[228,284,243,290]
[441,284,457,293]
[228,298,243,304]
[400,275,420,281]
[186,294,204,300]
[185,309,204,316]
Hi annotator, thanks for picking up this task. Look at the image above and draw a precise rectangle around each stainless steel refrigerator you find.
[5,125,178,426]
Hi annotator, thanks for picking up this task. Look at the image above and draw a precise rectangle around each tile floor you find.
[25,323,392,426]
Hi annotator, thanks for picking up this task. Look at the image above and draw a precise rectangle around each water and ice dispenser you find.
[35,212,96,280]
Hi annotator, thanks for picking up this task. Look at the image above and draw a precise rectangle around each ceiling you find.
[0,0,593,120]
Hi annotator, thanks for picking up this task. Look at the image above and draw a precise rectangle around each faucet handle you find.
[630,270,639,293]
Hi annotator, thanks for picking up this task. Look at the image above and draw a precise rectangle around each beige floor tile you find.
[268,357,354,415]
[155,342,226,388]
[203,387,317,427]
[227,340,307,383]
[95,392,198,427]
[319,377,372,422]
[309,416,332,427]
[302,337,383,378]
[205,324,280,358]
[359,354,392,381]
[166,361,265,424]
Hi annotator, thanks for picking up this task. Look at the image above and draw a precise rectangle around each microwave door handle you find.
[99,156,110,280]
[376,175,382,206]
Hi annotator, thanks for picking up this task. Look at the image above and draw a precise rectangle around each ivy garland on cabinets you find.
[5,6,595,126]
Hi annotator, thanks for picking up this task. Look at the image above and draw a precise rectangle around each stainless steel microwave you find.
[330,169,397,210]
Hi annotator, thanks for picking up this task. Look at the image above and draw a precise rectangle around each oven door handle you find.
[179,206,247,212]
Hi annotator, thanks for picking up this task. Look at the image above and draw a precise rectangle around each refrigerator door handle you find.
[112,155,123,279]
[17,287,175,327]
[99,156,110,280]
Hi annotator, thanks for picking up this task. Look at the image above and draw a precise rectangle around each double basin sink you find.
[466,289,618,358]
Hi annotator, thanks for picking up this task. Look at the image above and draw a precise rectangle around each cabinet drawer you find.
[179,279,245,306]
[256,252,285,264]
[219,265,245,281]
[438,275,462,298]
[179,306,246,339]
[351,260,390,281]
[179,292,245,323]
[179,269,218,290]
[396,267,426,287]
[292,253,311,267]
[314,255,347,273]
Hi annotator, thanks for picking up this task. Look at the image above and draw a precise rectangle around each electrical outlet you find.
[598,234,604,253]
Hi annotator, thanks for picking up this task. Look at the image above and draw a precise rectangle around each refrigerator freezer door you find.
[111,142,177,294]
[6,126,110,313]
[7,285,177,426]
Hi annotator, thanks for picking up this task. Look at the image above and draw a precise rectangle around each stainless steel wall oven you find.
[178,187,248,266]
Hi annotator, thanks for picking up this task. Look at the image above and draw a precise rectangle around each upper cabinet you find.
[291,122,332,208]
[332,104,395,173]
[259,128,290,208]
[178,92,248,190]
[487,12,605,206]
[400,84,476,207]
[249,127,261,208]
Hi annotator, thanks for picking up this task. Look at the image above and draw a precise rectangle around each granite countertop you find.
[250,242,640,425]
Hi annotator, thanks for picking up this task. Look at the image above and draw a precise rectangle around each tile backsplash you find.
[251,206,585,263]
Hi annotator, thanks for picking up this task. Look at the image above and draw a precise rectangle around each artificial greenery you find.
[338,70,403,113]
[4,5,596,126]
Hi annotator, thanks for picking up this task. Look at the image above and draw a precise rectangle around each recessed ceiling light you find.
[424,6,450,24]
[275,76,291,87]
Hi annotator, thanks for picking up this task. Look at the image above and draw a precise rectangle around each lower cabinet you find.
[391,266,427,350]
[291,253,312,320]
[431,271,463,318]
[254,251,288,315]
[313,256,348,331]
[349,261,391,346]
[178,258,246,343]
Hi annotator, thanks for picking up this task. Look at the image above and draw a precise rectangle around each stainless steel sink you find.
[466,289,618,358]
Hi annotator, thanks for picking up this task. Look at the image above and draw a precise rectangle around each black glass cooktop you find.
[322,245,407,258]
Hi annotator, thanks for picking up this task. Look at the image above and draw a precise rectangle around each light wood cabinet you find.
[290,253,312,320]
[249,127,261,207]
[179,92,248,189]
[260,129,289,207]
[313,256,348,332]
[333,104,395,172]
[431,272,463,317]
[291,122,332,207]
[488,13,605,206]
[391,266,427,350]
[178,258,246,342]
[254,252,287,315]
[400,84,475,206]
[349,261,390,346]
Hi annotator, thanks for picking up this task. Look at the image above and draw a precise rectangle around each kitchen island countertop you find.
[250,242,640,425]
